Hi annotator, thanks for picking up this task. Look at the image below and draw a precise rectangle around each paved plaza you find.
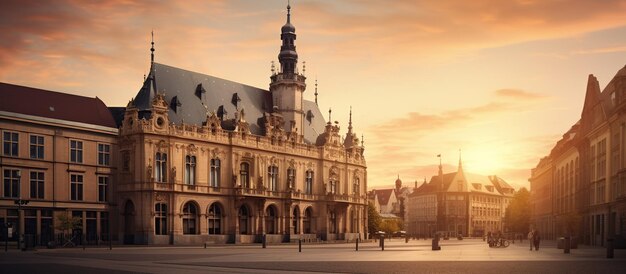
[1,239,625,273]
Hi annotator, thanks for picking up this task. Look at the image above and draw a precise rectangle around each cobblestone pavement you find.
[1,239,624,273]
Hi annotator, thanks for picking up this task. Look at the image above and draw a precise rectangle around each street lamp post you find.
[14,198,29,250]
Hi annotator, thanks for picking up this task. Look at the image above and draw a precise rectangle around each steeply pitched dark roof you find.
[375,189,395,206]
[132,63,326,144]
[429,172,457,191]
[0,82,117,128]
[108,107,126,128]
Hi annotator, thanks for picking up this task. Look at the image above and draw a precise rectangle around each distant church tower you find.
[270,2,307,135]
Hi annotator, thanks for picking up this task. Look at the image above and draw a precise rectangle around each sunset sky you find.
[2,0,626,189]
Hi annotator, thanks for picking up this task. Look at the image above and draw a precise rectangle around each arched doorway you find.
[304,207,312,234]
[239,205,250,235]
[292,206,300,234]
[123,200,135,244]
[266,205,277,234]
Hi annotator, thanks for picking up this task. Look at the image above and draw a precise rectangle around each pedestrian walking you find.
[527,230,534,251]
[533,230,541,251]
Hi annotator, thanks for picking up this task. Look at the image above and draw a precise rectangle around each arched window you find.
[304,208,312,234]
[268,165,278,191]
[185,155,196,185]
[266,206,276,234]
[210,158,221,187]
[208,203,222,235]
[155,152,167,182]
[305,170,313,194]
[182,202,198,234]
[240,162,250,188]
[287,167,295,189]
[329,180,337,194]
[292,207,300,234]
[353,177,360,195]
[239,205,249,234]
[329,210,337,233]
[155,203,167,235]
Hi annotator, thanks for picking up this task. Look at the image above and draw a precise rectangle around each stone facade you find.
[115,4,368,245]
[530,66,626,246]
[408,161,513,237]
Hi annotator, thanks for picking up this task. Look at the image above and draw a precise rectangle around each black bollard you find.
[564,236,570,254]
[82,235,86,251]
[381,237,385,251]
[356,238,359,251]
[299,239,302,253]
[204,242,207,249]
[607,238,614,259]
[405,235,409,243]
[262,234,267,249]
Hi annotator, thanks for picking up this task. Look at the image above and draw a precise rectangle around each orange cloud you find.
[495,89,549,100]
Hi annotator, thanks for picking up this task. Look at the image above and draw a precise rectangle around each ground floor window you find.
[329,210,337,234]
[239,206,249,235]
[183,202,198,235]
[208,203,222,235]
[304,208,312,234]
[155,203,167,235]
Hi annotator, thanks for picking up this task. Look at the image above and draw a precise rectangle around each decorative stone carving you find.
[147,164,153,181]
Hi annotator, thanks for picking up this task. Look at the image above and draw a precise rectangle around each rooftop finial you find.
[315,78,319,105]
[458,149,463,171]
[348,106,353,129]
[287,0,291,23]
[361,134,364,146]
[150,30,155,65]
[328,108,332,125]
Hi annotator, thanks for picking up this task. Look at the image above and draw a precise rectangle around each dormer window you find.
[170,96,182,113]
[232,93,241,107]
[217,105,227,120]
[195,83,206,100]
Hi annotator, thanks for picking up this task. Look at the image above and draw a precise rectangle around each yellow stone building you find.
[115,4,368,244]
[408,159,514,237]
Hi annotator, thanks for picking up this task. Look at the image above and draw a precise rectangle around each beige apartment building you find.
[115,4,368,245]
[0,83,118,245]
[530,66,626,247]
[408,159,514,237]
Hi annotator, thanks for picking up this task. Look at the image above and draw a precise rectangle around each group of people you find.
[528,229,541,251]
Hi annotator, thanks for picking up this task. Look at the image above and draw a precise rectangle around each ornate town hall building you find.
[116,5,367,244]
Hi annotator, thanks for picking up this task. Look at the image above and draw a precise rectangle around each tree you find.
[55,212,82,235]
[367,202,382,235]
[504,187,531,233]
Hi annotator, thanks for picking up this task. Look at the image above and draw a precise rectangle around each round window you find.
[156,117,164,127]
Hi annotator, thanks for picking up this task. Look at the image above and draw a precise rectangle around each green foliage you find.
[367,202,382,235]
[504,187,531,233]
[379,219,403,234]
[55,212,82,234]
